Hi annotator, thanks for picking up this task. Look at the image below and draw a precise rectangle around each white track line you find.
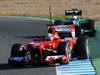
[0,16,53,21]
[56,59,96,75]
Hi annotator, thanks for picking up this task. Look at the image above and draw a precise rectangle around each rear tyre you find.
[74,37,90,59]
[81,19,96,37]
[89,30,96,37]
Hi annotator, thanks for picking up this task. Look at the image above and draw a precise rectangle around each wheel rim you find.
[65,44,71,60]
[19,45,25,51]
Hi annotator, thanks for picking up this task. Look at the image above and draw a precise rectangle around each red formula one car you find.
[8,29,89,67]
[47,22,90,59]
[8,36,72,66]
[48,23,77,39]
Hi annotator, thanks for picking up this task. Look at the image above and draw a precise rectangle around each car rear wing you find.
[65,9,82,16]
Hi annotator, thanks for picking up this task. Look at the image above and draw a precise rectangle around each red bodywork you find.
[22,36,73,64]
[9,24,77,65]
[24,24,76,64]
[48,24,77,50]
[25,38,62,57]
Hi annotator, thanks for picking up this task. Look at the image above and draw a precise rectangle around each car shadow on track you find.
[0,63,56,70]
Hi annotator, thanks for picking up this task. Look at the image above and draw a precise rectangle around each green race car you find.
[65,9,96,37]
[53,9,96,37]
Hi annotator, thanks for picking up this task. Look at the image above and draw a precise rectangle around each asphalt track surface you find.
[0,16,56,75]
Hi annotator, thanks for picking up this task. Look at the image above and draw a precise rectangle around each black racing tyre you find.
[89,30,96,37]
[57,42,67,55]
[81,19,96,37]
[75,37,90,59]
[57,42,71,59]
[11,43,26,57]
[81,19,95,30]
[57,42,71,64]
[54,20,62,25]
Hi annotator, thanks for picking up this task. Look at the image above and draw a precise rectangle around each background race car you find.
[48,9,96,38]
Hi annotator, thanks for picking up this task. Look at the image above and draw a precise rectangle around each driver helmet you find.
[73,16,78,20]
[48,33,55,41]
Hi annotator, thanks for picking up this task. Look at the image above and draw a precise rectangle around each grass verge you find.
[0,14,65,20]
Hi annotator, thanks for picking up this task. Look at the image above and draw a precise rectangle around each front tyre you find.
[11,43,26,57]
[8,43,26,67]
[57,42,71,64]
